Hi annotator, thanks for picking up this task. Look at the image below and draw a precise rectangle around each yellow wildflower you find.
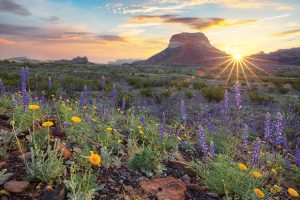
[270,185,281,194]
[139,130,144,136]
[117,139,123,143]
[137,125,142,129]
[71,116,81,123]
[252,171,262,178]
[106,127,113,132]
[177,136,182,141]
[271,168,277,174]
[89,151,101,166]
[83,106,88,109]
[93,106,97,109]
[253,189,265,199]
[288,188,299,197]
[42,121,54,127]
[238,163,248,171]
[28,104,40,110]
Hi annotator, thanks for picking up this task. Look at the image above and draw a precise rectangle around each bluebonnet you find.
[0,79,6,95]
[222,89,229,123]
[296,137,300,167]
[274,112,288,148]
[140,116,145,126]
[20,67,27,92]
[169,128,173,136]
[180,100,187,126]
[112,84,118,102]
[98,103,104,119]
[101,75,105,90]
[159,126,164,140]
[40,91,47,106]
[20,68,30,108]
[209,141,216,157]
[48,77,52,90]
[264,112,271,141]
[121,98,126,111]
[234,81,241,109]
[197,125,208,156]
[251,138,261,166]
[105,110,110,121]
[242,124,248,147]
[162,112,166,128]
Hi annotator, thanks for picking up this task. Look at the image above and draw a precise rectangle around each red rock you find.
[4,181,30,193]
[140,176,186,200]
[57,143,71,160]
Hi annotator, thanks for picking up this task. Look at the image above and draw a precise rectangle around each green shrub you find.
[204,155,258,199]
[182,80,190,88]
[161,88,171,98]
[129,147,163,177]
[193,81,207,90]
[202,86,224,102]
[140,87,154,97]
[185,91,193,99]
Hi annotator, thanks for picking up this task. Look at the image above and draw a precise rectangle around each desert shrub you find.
[64,166,104,200]
[182,80,190,88]
[274,83,288,94]
[100,146,122,169]
[193,81,207,90]
[140,87,154,97]
[185,91,193,99]
[288,79,300,91]
[129,147,163,177]
[202,86,224,102]
[204,155,258,199]
[248,88,274,104]
[26,142,65,184]
[161,88,171,98]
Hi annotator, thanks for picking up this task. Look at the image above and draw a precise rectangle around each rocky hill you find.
[134,32,229,66]
[53,56,89,65]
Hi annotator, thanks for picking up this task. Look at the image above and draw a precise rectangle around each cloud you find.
[41,16,60,23]
[0,38,16,45]
[128,15,257,30]
[0,0,31,16]
[47,32,92,41]
[97,35,126,42]
[272,29,300,37]
[0,24,37,35]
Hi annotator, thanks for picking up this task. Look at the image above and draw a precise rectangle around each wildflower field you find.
[0,63,299,200]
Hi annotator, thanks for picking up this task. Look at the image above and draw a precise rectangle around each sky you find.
[0,0,299,63]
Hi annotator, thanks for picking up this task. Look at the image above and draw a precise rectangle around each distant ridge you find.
[134,32,229,66]
[250,47,300,66]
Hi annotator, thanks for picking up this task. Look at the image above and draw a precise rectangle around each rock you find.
[4,181,30,193]
[168,160,197,177]
[51,126,66,138]
[140,176,186,200]
[207,192,219,198]
[0,114,10,121]
[186,184,209,192]
[18,152,32,161]
[57,143,71,160]
[42,185,66,200]
[73,147,81,153]
[124,185,134,193]
[0,173,15,185]
[182,174,191,184]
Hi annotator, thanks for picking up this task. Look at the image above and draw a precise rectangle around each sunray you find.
[214,59,235,79]
[243,59,273,77]
[240,61,249,86]
[209,58,232,71]
[202,55,232,61]
[240,60,261,82]
[235,60,239,81]
[225,61,236,86]
[244,56,274,63]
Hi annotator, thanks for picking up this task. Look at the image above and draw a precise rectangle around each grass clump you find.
[202,86,225,102]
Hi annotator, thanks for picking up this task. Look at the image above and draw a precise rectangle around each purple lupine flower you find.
[84,114,89,122]
[234,81,241,109]
[20,67,27,92]
[121,98,126,111]
[296,138,300,167]
[90,119,95,131]
[180,100,187,126]
[222,89,229,123]
[70,83,75,91]
[169,128,173,136]
[98,103,104,119]
[105,110,110,121]
[159,126,164,140]
[48,77,52,90]
[140,116,145,126]
[112,84,118,102]
[0,79,6,95]
[209,141,216,157]
[162,112,166,128]
[22,91,30,109]
[251,138,261,166]
[264,112,271,141]
[197,125,208,156]
[83,85,88,99]
[25,66,30,80]
[40,91,47,106]
[242,124,249,147]
[101,75,105,90]
[79,94,85,111]
[274,112,288,148]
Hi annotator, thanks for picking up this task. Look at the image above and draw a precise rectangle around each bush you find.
[185,91,193,99]
[129,147,163,177]
[193,81,207,90]
[140,87,154,97]
[161,88,171,98]
[202,86,224,102]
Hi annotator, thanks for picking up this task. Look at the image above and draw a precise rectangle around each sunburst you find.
[200,52,274,86]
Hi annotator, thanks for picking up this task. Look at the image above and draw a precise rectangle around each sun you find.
[233,54,243,61]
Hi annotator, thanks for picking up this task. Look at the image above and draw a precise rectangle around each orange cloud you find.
[0,38,16,45]
[272,29,300,37]
[128,15,257,30]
